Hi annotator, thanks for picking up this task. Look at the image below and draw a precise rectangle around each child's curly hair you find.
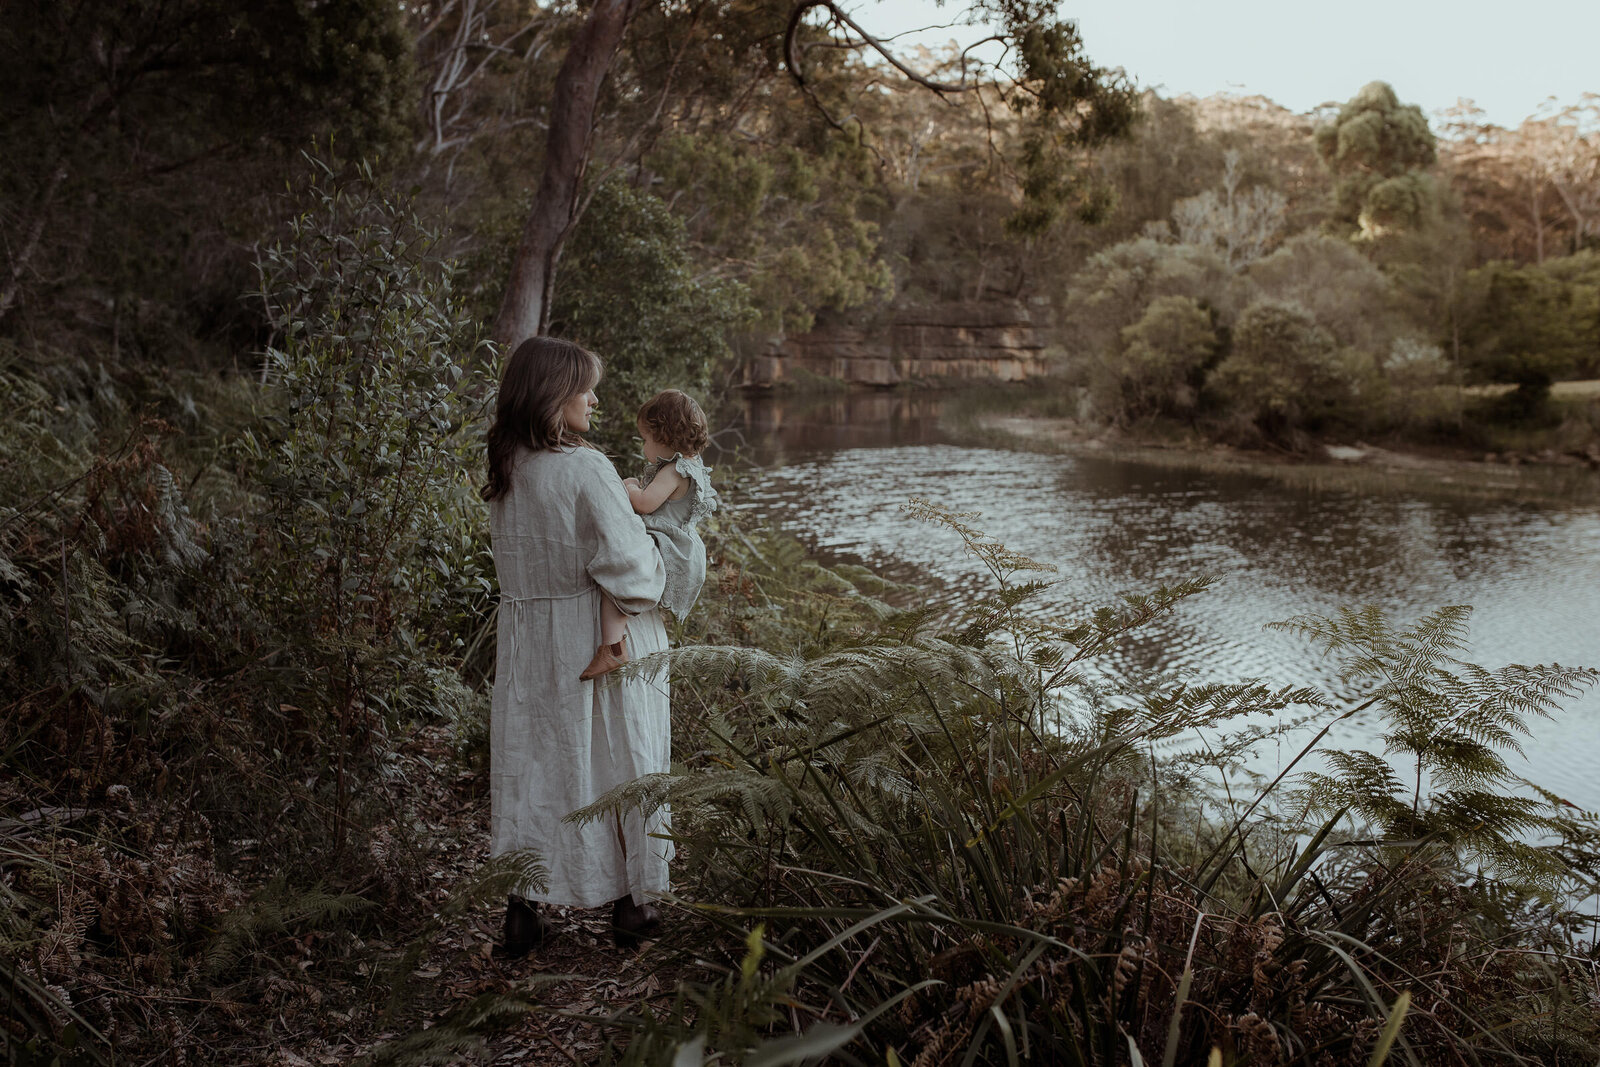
[637,389,709,456]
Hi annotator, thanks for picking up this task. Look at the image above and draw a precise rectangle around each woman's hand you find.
[623,477,641,490]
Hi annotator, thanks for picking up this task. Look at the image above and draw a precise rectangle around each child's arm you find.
[627,465,684,515]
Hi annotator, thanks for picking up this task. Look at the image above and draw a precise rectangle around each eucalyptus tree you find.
[1314,81,1439,239]
[490,0,1138,347]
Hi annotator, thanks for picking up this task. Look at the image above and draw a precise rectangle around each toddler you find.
[581,389,720,680]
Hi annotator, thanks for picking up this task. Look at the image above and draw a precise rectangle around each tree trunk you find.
[0,159,69,325]
[492,0,644,348]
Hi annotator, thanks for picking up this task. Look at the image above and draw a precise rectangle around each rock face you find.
[742,301,1049,387]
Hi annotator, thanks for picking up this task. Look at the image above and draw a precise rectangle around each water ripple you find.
[739,443,1600,810]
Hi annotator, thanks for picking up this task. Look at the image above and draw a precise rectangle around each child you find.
[581,390,720,680]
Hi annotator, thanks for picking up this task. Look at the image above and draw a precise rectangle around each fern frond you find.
[203,880,371,979]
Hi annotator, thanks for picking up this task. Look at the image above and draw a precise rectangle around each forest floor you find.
[314,732,684,1067]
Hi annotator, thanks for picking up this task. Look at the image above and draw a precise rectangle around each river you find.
[713,391,1600,814]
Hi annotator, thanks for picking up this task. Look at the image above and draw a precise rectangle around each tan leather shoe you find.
[580,638,628,680]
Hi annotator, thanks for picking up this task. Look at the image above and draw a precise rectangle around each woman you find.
[482,336,671,953]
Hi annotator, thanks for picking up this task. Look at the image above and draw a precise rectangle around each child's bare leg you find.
[581,596,631,680]
[599,596,629,647]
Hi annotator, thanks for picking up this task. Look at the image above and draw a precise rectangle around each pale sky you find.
[844,0,1599,128]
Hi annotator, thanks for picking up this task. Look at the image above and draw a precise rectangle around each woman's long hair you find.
[482,336,603,502]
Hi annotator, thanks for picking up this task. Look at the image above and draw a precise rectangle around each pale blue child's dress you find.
[640,452,719,618]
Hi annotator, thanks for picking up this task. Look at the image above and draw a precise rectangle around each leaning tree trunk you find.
[492,0,645,348]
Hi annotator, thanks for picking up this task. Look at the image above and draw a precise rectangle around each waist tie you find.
[498,591,594,702]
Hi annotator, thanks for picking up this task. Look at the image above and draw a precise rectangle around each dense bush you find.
[1209,298,1365,444]
[0,163,510,1063]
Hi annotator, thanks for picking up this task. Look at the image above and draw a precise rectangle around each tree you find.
[489,0,1137,347]
[0,0,413,333]
[1101,294,1217,421]
[491,0,646,347]
[549,178,756,450]
[1209,298,1357,442]
[1245,233,1399,355]
[1315,81,1438,239]
[1534,97,1600,251]
[1460,258,1593,415]
[1172,149,1286,270]
[1063,237,1235,362]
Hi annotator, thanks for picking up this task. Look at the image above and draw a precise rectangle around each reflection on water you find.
[719,393,1600,812]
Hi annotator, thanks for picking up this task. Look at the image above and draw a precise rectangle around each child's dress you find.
[640,452,719,618]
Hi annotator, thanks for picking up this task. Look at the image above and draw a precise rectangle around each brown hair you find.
[637,389,708,457]
[481,336,603,502]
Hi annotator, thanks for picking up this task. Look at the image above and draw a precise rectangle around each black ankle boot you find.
[611,896,661,950]
[502,895,554,957]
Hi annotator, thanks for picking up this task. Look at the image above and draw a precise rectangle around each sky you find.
[844,0,1600,128]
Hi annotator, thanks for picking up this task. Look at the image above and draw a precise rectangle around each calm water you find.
[714,393,1600,812]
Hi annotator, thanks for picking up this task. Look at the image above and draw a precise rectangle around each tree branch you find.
[783,0,982,97]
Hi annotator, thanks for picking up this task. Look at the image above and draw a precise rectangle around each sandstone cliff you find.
[742,301,1049,387]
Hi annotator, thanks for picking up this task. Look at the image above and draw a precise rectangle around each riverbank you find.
[944,407,1600,505]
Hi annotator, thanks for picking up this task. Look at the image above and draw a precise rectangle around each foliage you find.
[1315,82,1440,238]
[995,0,1140,236]
[1246,234,1402,355]
[0,162,516,1064]
[550,178,757,453]
[644,133,894,333]
[1064,237,1237,366]
[1459,256,1598,415]
[1273,605,1598,885]
[1101,295,1218,422]
[1208,298,1362,444]
[245,158,494,851]
[0,0,413,338]
[555,504,1600,1066]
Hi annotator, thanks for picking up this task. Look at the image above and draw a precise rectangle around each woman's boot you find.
[502,895,554,957]
[611,895,661,949]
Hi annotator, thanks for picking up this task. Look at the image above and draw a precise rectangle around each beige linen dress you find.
[489,445,672,908]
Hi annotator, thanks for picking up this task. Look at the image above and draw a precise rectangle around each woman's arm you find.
[627,465,683,515]
[576,453,665,616]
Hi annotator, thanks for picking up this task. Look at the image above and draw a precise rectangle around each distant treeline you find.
[4,5,1596,442]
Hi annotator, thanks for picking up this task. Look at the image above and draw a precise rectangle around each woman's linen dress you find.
[489,445,672,908]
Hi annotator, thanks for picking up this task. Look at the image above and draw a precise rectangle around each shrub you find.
[245,156,494,856]
[1209,298,1362,444]
[1098,293,1217,422]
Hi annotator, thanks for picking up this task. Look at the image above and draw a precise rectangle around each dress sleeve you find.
[575,450,666,617]
[673,455,721,524]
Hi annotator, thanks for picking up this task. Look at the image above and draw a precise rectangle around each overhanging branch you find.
[783,0,984,97]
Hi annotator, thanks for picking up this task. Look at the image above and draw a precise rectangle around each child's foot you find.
[580,638,628,680]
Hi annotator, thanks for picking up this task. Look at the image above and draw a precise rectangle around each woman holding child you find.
[480,336,716,955]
